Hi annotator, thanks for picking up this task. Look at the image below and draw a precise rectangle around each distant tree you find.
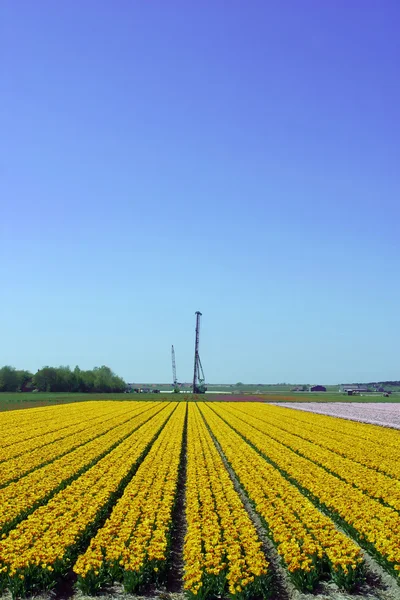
[93,366,125,393]
[0,366,19,392]
[72,366,84,392]
[33,367,59,392]
[236,382,244,387]
[52,366,68,392]
[5,364,126,394]
[81,369,96,392]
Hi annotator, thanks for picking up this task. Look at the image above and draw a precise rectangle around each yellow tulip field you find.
[0,400,399,599]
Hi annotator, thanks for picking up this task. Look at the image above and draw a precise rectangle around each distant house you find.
[341,385,370,393]
[20,381,34,392]
[310,385,327,392]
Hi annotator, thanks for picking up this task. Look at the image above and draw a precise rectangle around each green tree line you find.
[0,365,126,393]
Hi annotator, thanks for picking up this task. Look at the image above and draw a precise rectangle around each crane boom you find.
[193,311,207,394]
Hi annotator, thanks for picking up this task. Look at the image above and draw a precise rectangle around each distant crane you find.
[171,345,180,393]
[193,311,207,394]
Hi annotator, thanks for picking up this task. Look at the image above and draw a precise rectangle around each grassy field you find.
[1,391,400,411]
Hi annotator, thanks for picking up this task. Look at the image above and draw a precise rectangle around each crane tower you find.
[171,345,180,393]
[193,311,207,394]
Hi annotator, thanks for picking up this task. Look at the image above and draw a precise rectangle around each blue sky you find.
[1,1,399,384]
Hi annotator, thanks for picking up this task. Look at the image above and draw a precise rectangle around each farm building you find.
[341,385,370,393]
[309,385,327,392]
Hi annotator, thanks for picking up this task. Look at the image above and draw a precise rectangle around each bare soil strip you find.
[166,405,188,593]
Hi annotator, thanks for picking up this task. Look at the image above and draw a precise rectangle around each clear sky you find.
[1,1,399,384]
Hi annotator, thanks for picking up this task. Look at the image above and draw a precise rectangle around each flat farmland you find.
[0,402,399,600]
[271,402,400,429]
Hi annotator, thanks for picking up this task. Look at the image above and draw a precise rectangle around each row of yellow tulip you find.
[267,404,400,456]
[0,402,166,534]
[241,403,400,479]
[0,404,136,461]
[0,402,87,432]
[0,402,110,452]
[210,403,400,580]
[0,402,176,598]
[0,402,157,485]
[73,402,186,595]
[224,404,400,511]
[184,404,270,599]
[0,411,57,442]
[0,403,53,424]
[200,403,364,592]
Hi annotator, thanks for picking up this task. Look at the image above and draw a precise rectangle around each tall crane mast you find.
[171,345,180,393]
[193,311,207,394]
